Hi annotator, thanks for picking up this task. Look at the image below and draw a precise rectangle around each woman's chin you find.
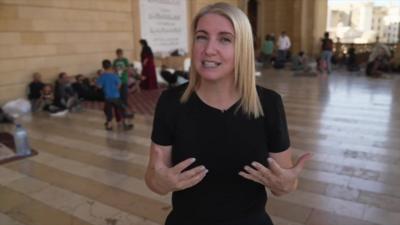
[198,69,230,80]
[199,73,223,82]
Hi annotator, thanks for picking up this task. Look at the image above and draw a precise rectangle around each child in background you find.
[97,59,133,131]
[54,72,81,112]
[291,51,310,72]
[37,84,68,116]
[28,72,45,112]
[113,49,129,105]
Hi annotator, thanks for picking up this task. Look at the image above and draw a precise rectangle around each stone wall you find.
[0,0,136,103]
[260,0,327,56]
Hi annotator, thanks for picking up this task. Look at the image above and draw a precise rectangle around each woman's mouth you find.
[202,60,221,68]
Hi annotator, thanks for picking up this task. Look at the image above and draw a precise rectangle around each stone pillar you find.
[293,0,328,57]
[258,0,327,57]
[312,0,328,56]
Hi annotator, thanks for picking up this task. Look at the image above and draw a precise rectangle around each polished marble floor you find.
[1,68,400,225]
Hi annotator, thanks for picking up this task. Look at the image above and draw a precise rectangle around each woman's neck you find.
[196,79,240,111]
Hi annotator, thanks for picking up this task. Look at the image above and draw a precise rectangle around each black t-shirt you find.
[151,84,290,225]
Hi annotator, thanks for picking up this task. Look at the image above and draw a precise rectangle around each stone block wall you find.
[0,0,135,103]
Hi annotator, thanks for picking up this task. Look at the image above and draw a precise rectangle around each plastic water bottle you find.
[14,124,31,156]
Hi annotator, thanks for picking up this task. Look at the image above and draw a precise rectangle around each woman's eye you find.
[220,37,232,44]
[195,35,207,41]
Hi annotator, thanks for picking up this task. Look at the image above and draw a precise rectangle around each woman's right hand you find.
[145,144,208,195]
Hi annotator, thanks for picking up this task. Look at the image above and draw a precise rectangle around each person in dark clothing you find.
[160,65,178,88]
[28,72,45,112]
[88,71,105,101]
[320,32,334,73]
[346,44,360,72]
[72,74,91,100]
[139,39,158,90]
[37,84,66,115]
[145,3,312,225]
[54,72,80,111]
[173,70,189,81]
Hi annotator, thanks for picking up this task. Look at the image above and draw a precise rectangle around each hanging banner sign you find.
[140,0,188,54]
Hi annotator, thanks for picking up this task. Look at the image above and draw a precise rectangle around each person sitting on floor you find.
[87,70,105,101]
[54,72,81,112]
[291,51,310,72]
[27,72,45,112]
[36,84,68,116]
[366,38,391,77]
[72,74,91,100]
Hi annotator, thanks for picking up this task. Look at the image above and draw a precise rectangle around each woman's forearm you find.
[145,169,170,195]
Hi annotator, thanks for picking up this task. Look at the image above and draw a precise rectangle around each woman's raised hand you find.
[239,153,312,196]
[147,147,208,195]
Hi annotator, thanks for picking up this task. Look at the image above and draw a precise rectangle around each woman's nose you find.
[204,39,218,56]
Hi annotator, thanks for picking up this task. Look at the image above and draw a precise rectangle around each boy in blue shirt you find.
[97,59,133,131]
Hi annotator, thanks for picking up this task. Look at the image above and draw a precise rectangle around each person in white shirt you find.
[277,31,291,63]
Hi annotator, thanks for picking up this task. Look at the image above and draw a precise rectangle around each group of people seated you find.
[333,42,394,76]
[256,35,397,78]
[28,72,86,116]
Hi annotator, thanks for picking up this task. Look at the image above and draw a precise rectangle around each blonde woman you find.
[145,3,311,225]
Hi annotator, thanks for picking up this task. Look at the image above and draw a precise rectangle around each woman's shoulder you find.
[158,83,188,104]
[256,86,285,118]
[256,85,282,102]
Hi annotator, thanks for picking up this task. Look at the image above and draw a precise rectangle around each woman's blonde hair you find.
[180,2,263,118]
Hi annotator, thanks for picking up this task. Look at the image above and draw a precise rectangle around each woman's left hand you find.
[239,153,312,196]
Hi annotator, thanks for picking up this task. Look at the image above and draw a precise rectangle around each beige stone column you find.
[312,0,328,56]
[132,0,141,61]
[258,0,327,57]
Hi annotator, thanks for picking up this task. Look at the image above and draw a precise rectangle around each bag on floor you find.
[2,98,31,118]
[0,108,14,123]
